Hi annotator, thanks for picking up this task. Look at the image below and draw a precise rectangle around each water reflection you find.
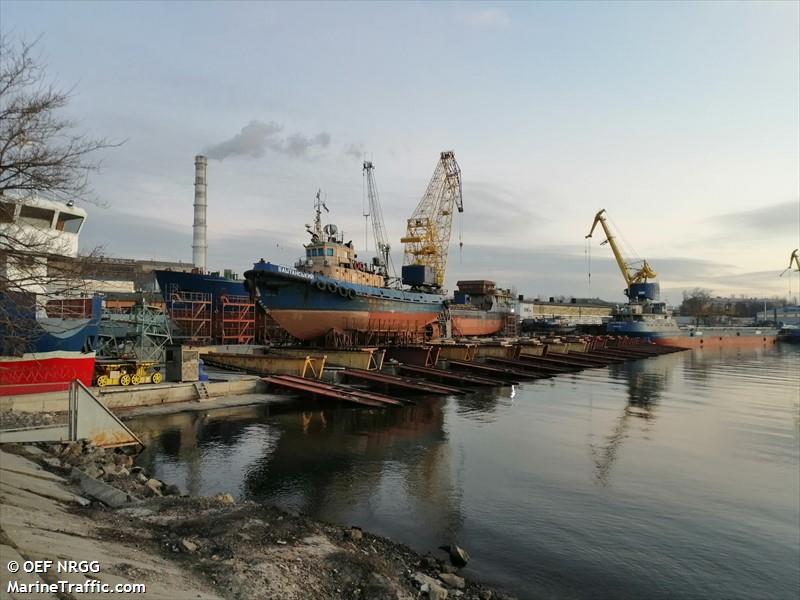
[589,354,679,485]
[126,347,800,600]
[453,385,513,421]
[242,399,464,543]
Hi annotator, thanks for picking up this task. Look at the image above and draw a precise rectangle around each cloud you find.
[203,120,332,161]
[710,200,799,235]
[461,8,511,29]
[344,143,365,159]
[460,181,545,240]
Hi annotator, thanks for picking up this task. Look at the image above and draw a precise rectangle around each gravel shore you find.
[1,442,516,600]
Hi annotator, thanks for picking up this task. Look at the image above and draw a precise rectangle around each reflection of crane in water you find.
[243,400,464,543]
[589,356,679,485]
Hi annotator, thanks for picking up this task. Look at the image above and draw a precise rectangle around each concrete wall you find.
[1,378,263,413]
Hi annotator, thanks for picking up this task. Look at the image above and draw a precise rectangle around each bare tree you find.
[0,35,118,354]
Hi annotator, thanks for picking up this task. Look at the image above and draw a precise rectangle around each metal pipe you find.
[192,155,208,271]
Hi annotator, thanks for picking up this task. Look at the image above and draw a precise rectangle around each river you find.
[130,345,800,600]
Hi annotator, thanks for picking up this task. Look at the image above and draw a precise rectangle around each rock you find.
[71,468,137,508]
[48,444,64,456]
[118,507,154,518]
[413,572,440,589]
[347,526,363,540]
[363,573,405,600]
[180,539,199,553]
[42,457,62,469]
[438,573,465,589]
[83,463,102,479]
[440,564,457,574]
[23,444,45,456]
[479,591,493,600]
[427,582,448,600]
[163,484,182,496]
[216,493,235,505]
[103,464,130,479]
[421,554,441,570]
[135,472,148,484]
[112,453,134,468]
[440,544,470,568]
[144,479,163,497]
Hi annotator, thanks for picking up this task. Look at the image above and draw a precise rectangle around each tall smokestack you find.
[192,155,208,272]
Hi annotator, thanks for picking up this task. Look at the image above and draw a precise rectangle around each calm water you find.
[131,346,800,600]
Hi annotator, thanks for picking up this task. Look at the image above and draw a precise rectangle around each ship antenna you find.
[313,189,324,239]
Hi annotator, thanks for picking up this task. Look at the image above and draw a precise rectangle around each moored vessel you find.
[607,300,778,349]
[0,195,100,393]
[245,194,445,343]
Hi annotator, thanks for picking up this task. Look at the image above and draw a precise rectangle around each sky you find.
[3,1,799,304]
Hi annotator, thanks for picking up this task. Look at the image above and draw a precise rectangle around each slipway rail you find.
[340,368,466,396]
[396,364,509,387]
[445,359,539,382]
[262,374,412,407]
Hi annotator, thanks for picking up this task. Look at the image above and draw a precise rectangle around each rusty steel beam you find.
[396,364,504,387]
[340,369,466,396]
[264,374,410,407]
[517,353,611,368]
[546,351,618,365]
[485,357,577,374]
[445,360,537,382]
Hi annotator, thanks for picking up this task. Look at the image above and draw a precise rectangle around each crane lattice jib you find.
[401,151,463,288]
[363,161,395,278]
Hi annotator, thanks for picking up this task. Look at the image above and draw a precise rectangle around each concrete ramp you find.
[0,380,141,448]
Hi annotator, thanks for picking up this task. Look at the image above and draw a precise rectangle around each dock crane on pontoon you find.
[401,151,464,290]
[362,160,397,282]
[779,249,800,277]
[585,208,658,301]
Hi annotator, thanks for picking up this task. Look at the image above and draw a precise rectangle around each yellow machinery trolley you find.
[95,360,164,387]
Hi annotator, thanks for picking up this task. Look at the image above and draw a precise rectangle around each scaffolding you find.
[218,294,255,345]
[501,313,520,337]
[166,286,213,341]
[96,301,172,362]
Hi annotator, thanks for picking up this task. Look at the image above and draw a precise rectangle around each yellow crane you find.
[780,249,800,277]
[401,151,463,289]
[586,209,657,295]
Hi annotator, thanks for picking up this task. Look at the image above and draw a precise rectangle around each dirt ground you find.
[1,443,515,600]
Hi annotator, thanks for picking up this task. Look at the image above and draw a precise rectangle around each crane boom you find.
[780,249,800,276]
[401,151,463,289]
[362,161,395,279]
[585,208,657,291]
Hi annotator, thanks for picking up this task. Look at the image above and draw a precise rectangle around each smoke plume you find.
[204,120,331,160]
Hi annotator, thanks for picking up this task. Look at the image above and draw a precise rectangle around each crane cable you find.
[458,210,463,263]
[586,237,592,296]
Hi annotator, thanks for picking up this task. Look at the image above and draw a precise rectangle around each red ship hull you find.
[451,314,505,337]
[0,351,96,396]
[270,309,441,341]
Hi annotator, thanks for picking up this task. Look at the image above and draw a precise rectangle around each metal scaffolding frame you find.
[165,285,213,341]
[218,294,255,345]
[96,301,172,361]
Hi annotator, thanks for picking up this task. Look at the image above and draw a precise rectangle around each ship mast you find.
[306,189,328,243]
